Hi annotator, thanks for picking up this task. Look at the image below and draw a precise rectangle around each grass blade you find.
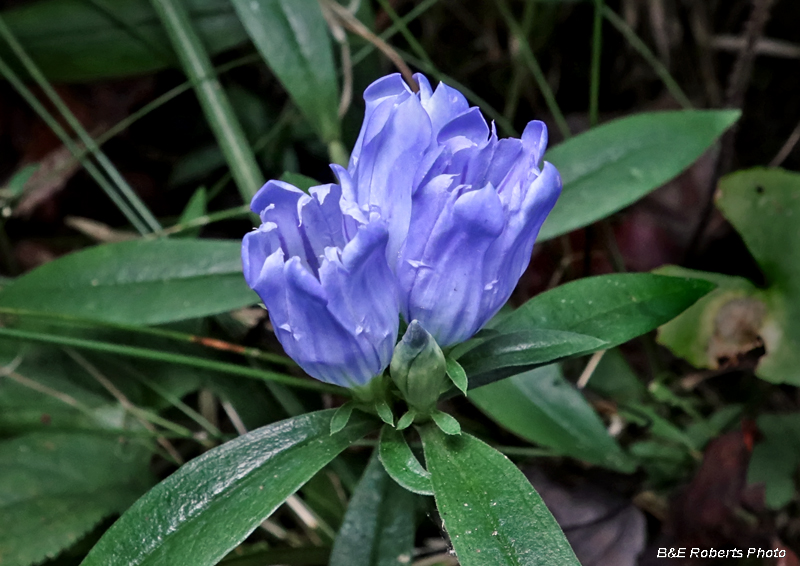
[150,0,263,203]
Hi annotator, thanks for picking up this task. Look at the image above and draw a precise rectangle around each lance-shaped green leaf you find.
[456,329,606,390]
[0,432,154,566]
[470,365,635,472]
[0,239,257,326]
[80,410,376,566]
[420,425,580,566]
[492,273,715,349]
[230,0,340,143]
[329,452,418,566]
[540,109,740,240]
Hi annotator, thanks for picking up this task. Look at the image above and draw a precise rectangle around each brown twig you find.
[319,0,419,92]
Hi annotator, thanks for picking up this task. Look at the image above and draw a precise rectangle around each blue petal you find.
[320,221,399,383]
[242,230,265,288]
[351,92,432,260]
[482,161,562,317]
[416,73,470,139]
[278,257,368,386]
[349,74,412,172]
[477,137,525,190]
[250,179,303,216]
[248,180,321,273]
[251,246,290,333]
[298,183,347,265]
[396,174,455,294]
[522,120,549,167]
[437,106,490,145]
[400,185,505,346]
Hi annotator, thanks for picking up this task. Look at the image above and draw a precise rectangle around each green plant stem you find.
[603,6,692,110]
[206,107,296,201]
[0,306,294,367]
[150,0,263,203]
[503,0,536,121]
[0,16,162,233]
[0,326,347,394]
[148,204,252,237]
[589,0,604,126]
[376,0,434,69]
[495,0,571,139]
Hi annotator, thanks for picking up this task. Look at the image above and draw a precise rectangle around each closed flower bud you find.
[390,321,447,414]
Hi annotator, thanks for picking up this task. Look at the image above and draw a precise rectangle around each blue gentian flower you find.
[334,73,562,347]
[242,181,399,387]
[243,73,561,387]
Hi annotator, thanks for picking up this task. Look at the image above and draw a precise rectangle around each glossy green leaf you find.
[470,364,635,472]
[329,452,418,566]
[420,426,580,566]
[540,110,740,240]
[230,0,340,143]
[1,0,247,82]
[0,432,153,566]
[494,273,715,349]
[457,329,607,390]
[0,239,257,326]
[81,410,376,566]
[378,426,433,496]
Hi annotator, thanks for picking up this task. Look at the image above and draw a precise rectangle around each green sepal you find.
[330,401,355,435]
[445,357,468,396]
[375,400,394,426]
[430,410,461,435]
[396,410,417,431]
